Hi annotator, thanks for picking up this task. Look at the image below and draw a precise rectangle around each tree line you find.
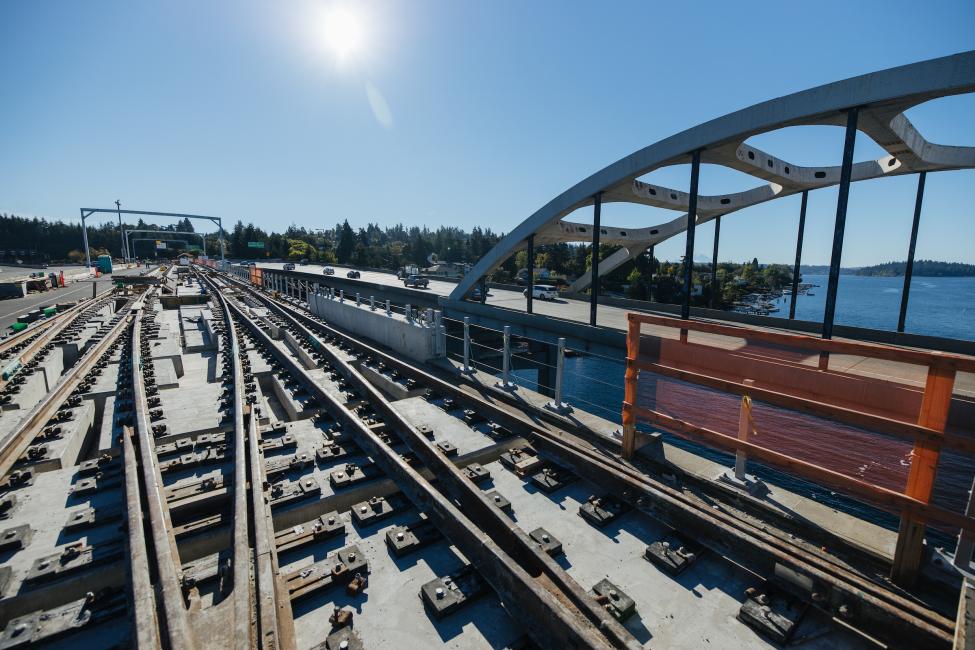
[2,211,795,308]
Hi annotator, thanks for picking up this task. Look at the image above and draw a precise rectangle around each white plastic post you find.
[496,325,514,390]
[553,338,565,407]
[462,317,472,373]
[954,476,975,570]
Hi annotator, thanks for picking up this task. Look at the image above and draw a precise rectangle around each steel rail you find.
[131,293,197,648]
[228,274,641,649]
[120,306,163,650]
[222,274,955,648]
[214,281,620,650]
[207,275,294,650]
[122,420,162,649]
[0,287,117,391]
[0,294,139,477]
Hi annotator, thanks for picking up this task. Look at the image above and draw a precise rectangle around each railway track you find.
[213,267,958,649]
[0,264,958,649]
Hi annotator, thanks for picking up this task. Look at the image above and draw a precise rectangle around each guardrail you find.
[621,311,975,587]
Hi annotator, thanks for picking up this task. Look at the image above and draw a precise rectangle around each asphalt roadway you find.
[0,272,117,334]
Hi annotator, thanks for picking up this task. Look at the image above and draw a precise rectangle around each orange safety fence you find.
[621,311,975,582]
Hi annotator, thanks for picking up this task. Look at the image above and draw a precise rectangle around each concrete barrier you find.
[308,290,445,363]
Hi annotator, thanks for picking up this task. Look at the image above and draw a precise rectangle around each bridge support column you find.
[789,191,809,319]
[709,216,721,309]
[590,192,602,327]
[681,150,701,320]
[526,234,534,315]
[823,106,859,340]
[898,171,926,333]
[648,245,654,304]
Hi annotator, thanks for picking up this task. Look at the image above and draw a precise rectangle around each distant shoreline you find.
[796,261,975,277]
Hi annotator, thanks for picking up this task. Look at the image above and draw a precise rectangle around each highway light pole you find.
[115,200,127,262]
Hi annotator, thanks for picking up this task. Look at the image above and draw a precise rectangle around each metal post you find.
[340,289,344,302]
[217,218,225,262]
[370,295,376,310]
[526,234,535,315]
[590,192,602,327]
[116,200,126,262]
[709,215,720,309]
[954,475,975,571]
[385,299,391,315]
[405,304,412,322]
[648,244,654,303]
[822,107,859,340]
[356,292,361,306]
[789,191,809,320]
[496,325,514,390]
[462,317,472,373]
[546,338,569,413]
[80,209,92,270]
[898,172,927,333]
[681,150,701,320]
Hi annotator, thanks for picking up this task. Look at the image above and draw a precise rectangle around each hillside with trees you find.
[853,260,975,277]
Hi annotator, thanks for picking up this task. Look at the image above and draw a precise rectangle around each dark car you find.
[299,258,308,265]
[323,267,335,275]
[346,270,361,279]
[403,274,429,288]
[283,262,296,271]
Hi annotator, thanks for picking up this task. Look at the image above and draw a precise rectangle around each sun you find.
[322,5,365,63]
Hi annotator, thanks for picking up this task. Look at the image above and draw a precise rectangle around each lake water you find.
[789,273,975,341]
[509,274,975,544]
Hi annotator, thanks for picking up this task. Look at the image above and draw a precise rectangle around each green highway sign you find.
[247,241,265,249]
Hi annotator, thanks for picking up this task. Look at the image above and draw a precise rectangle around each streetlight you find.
[115,200,127,262]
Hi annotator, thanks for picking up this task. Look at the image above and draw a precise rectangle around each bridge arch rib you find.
[449,50,975,300]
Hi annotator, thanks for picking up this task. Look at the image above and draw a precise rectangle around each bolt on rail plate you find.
[385,515,441,558]
[420,564,487,619]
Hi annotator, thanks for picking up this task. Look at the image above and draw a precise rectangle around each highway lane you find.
[0,275,116,334]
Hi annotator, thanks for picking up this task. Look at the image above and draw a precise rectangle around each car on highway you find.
[346,270,361,279]
[468,286,488,301]
[299,258,308,265]
[403,274,429,288]
[283,262,296,271]
[523,285,558,300]
[323,267,334,275]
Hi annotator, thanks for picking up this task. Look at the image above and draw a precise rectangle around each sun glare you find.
[323,5,365,63]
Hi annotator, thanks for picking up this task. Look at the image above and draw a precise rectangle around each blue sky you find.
[1,0,972,266]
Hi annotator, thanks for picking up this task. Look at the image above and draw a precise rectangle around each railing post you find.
[891,361,955,586]
[355,292,361,306]
[406,304,412,322]
[954,476,975,571]
[462,316,472,374]
[370,295,375,311]
[496,325,514,390]
[339,289,344,302]
[546,338,570,413]
[385,298,391,316]
[622,316,640,459]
